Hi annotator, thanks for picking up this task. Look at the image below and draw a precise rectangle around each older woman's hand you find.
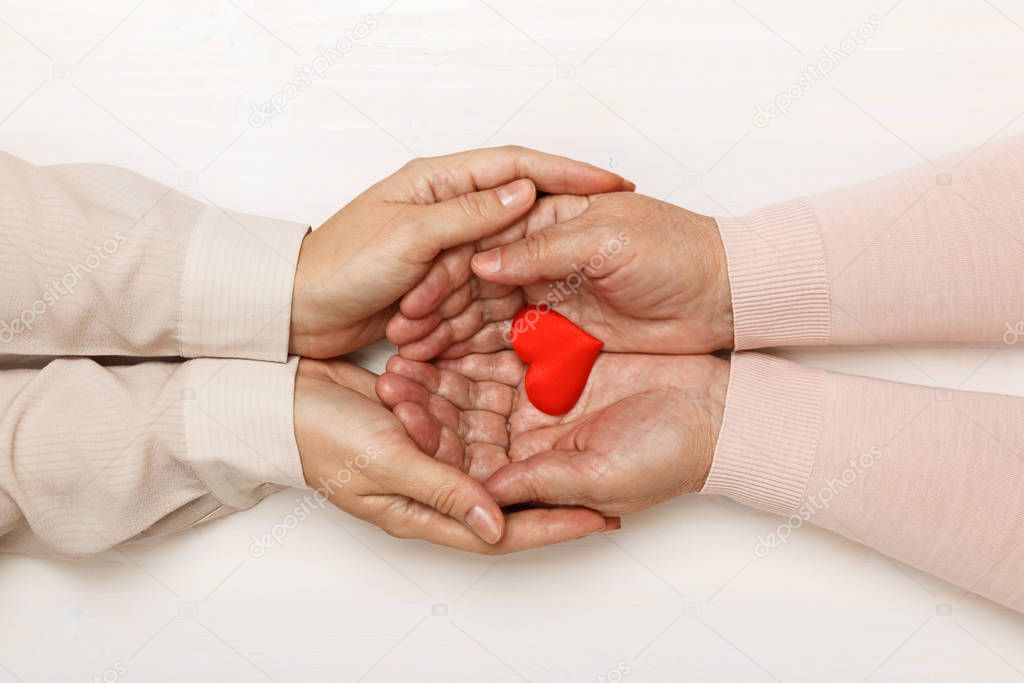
[387,192,732,361]
[376,351,728,518]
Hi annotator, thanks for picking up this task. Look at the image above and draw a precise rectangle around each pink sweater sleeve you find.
[705,136,1024,611]
[716,134,1024,348]
[703,353,1024,612]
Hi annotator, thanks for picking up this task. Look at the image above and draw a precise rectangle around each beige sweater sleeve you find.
[0,152,312,555]
[716,134,1024,348]
[0,151,308,359]
[703,353,1024,612]
[0,356,306,556]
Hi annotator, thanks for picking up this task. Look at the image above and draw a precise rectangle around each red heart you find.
[509,305,604,416]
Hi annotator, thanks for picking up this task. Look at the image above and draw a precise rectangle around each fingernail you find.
[472,249,501,273]
[496,180,529,208]
[603,517,622,532]
[466,506,502,544]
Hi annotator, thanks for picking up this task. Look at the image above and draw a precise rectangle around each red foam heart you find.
[509,305,604,416]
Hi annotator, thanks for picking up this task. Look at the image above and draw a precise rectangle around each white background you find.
[2,1,1024,681]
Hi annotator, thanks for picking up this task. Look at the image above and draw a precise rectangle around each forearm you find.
[717,134,1024,348]
[0,357,305,556]
[704,353,1024,612]
[0,152,307,359]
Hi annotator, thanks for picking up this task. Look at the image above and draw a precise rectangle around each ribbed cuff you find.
[179,206,309,361]
[701,352,825,516]
[183,356,307,509]
[716,198,831,350]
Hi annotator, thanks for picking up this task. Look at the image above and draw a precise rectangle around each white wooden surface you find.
[2,1,1024,681]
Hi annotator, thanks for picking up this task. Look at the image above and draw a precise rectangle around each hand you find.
[386,191,733,361]
[288,147,634,358]
[293,358,613,552]
[376,351,728,516]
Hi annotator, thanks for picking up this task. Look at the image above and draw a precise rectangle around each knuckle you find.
[374,499,416,539]
[429,481,461,516]
[523,231,549,263]
[456,192,491,221]
[522,473,548,504]
[402,157,426,174]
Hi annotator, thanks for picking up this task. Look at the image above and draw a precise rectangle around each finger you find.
[475,192,589,251]
[436,322,514,359]
[416,192,592,308]
[466,443,509,481]
[390,400,442,457]
[507,423,570,461]
[367,497,612,554]
[390,278,514,347]
[394,193,588,338]
[389,281,478,347]
[485,450,594,507]
[438,280,517,319]
[399,244,474,320]
[385,355,517,414]
[471,212,624,285]
[400,203,532,323]
[393,401,468,470]
[398,292,524,361]
[376,441,506,543]
[460,410,509,448]
[386,310,442,347]
[416,178,536,251]
[409,145,635,198]
[376,369,432,408]
[434,350,524,385]
[379,361,465,437]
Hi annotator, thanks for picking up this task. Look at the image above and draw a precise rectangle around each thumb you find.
[485,450,591,508]
[470,218,604,285]
[419,178,536,250]
[387,440,506,544]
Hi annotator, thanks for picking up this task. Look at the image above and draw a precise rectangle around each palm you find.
[377,351,727,515]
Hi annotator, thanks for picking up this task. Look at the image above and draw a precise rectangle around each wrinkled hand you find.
[294,358,613,552]
[387,192,732,361]
[376,351,728,516]
[289,147,634,358]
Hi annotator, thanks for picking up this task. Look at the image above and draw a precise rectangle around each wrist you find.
[691,355,729,491]
[704,215,735,351]
[289,233,315,356]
